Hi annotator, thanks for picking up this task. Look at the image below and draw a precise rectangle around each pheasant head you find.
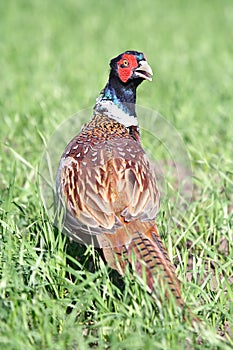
[95,50,153,126]
[109,50,153,84]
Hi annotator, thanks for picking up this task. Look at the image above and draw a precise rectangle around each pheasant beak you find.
[134,60,153,81]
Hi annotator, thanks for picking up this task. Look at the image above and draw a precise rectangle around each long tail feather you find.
[100,221,183,307]
[128,227,183,307]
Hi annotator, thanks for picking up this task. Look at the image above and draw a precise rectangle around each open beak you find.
[134,60,153,81]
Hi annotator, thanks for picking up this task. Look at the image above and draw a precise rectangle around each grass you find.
[1,0,233,349]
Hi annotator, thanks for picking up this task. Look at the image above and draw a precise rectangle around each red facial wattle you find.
[117,54,138,83]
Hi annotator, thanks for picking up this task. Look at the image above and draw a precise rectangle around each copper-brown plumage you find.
[56,51,185,312]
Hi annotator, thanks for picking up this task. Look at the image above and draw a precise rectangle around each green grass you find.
[1,0,233,349]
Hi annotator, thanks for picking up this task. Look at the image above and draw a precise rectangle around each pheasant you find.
[56,50,184,311]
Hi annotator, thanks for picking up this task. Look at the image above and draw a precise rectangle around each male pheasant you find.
[56,51,184,310]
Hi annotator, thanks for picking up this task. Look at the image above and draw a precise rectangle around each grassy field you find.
[1,0,233,349]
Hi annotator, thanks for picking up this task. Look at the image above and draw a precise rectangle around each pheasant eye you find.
[122,59,129,67]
